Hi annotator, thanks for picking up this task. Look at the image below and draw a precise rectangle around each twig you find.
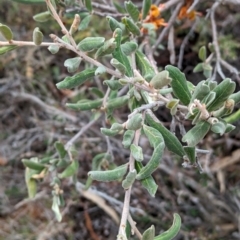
[128,101,165,118]
[65,116,101,151]
[210,2,226,79]
[161,0,182,12]
[168,26,176,64]
[46,0,77,49]
[118,129,141,238]
[93,11,126,17]
[127,214,142,239]
[177,20,198,69]
[0,40,57,47]
[50,34,123,79]
[152,1,184,51]
[187,0,200,13]
[10,91,78,122]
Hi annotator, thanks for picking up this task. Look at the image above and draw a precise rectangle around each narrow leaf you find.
[135,161,158,197]
[0,45,18,55]
[0,24,13,41]
[84,0,92,12]
[32,27,43,45]
[22,158,45,171]
[88,164,128,182]
[183,146,196,164]
[136,143,164,180]
[207,78,236,111]
[54,141,67,159]
[52,195,62,222]
[122,17,140,36]
[64,57,81,73]
[48,45,59,54]
[142,225,155,240]
[56,68,96,89]
[122,130,135,148]
[124,1,140,22]
[78,15,91,31]
[154,213,181,240]
[33,11,52,22]
[66,99,102,111]
[106,16,125,32]
[11,0,45,4]
[122,169,137,189]
[58,160,79,178]
[130,144,143,162]
[120,41,138,56]
[126,113,143,130]
[145,110,185,157]
[77,37,105,52]
[198,46,206,61]
[165,65,191,105]
[142,0,152,20]
[135,50,155,81]
[112,28,133,77]
[182,121,211,147]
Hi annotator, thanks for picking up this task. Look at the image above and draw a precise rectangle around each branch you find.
[152,1,184,51]
[118,129,141,238]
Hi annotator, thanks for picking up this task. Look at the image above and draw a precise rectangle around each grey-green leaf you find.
[145,110,185,157]
[198,46,206,61]
[122,169,137,189]
[64,57,81,73]
[122,17,141,36]
[165,65,191,105]
[182,121,211,147]
[101,128,119,137]
[11,0,45,3]
[122,130,135,148]
[104,79,122,91]
[110,58,126,75]
[121,41,138,56]
[32,27,43,45]
[56,67,96,89]
[84,0,92,12]
[154,213,181,240]
[135,50,155,81]
[77,37,105,52]
[58,160,79,178]
[78,15,91,31]
[52,195,62,222]
[130,144,143,162]
[183,146,196,164]
[190,80,210,103]
[33,11,52,22]
[142,225,155,240]
[136,142,164,180]
[88,164,128,182]
[142,0,151,20]
[22,158,45,171]
[48,45,59,54]
[0,23,13,41]
[106,16,125,32]
[207,78,236,111]
[211,121,226,136]
[54,141,67,159]
[124,1,140,22]
[66,99,102,111]
[135,161,158,197]
[0,45,18,55]
[126,113,143,130]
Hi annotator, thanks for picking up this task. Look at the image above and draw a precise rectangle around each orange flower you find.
[178,0,199,21]
[141,4,167,34]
